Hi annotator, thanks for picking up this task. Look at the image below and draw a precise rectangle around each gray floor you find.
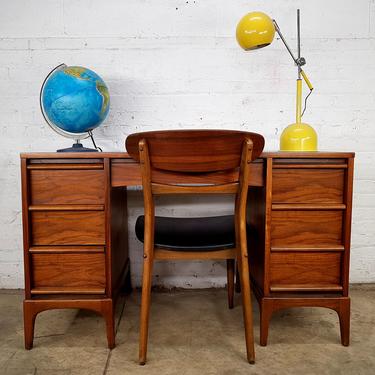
[1,286,375,375]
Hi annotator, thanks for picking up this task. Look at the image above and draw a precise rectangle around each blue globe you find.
[41,65,110,135]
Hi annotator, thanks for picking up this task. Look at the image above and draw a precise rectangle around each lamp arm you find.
[272,19,313,91]
[273,12,314,123]
[272,20,300,66]
[300,69,313,91]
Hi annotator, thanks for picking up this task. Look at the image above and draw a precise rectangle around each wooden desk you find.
[20,151,354,349]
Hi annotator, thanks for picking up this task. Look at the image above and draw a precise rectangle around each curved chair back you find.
[126,129,264,174]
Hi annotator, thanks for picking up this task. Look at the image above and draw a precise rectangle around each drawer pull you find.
[270,284,343,292]
[272,204,346,211]
[29,246,105,254]
[27,163,103,170]
[29,205,104,211]
[30,287,105,295]
[273,164,347,169]
[271,246,345,252]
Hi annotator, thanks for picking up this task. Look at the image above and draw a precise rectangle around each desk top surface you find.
[20,151,355,159]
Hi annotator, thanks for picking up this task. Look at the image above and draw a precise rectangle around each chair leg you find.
[237,254,255,364]
[227,259,235,309]
[139,253,153,365]
[235,264,241,293]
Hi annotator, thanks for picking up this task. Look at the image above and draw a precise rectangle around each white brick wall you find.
[0,0,374,288]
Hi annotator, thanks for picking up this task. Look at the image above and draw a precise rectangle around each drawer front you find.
[270,252,341,288]
[30,169,105,205]
[31,211,105,245]
[31,253,105,290]
[272,169,344,203]
[271,210,343,247]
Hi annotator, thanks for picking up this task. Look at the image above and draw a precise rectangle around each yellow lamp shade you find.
[236,11,275,50]
[280,123,317,151]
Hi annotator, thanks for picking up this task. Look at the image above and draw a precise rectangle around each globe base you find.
[57,142,98,153]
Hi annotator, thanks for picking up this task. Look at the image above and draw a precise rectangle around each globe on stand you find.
[40,64,110,152]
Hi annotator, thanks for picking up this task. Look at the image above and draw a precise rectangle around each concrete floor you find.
[0,286,375,375]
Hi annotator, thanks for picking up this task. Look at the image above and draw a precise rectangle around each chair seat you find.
[136,215,255,251]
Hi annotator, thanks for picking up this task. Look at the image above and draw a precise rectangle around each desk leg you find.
[258,297,351,347]
[338,298,350,346]
[24,300,37,350]
[103,300,115,349]
[259,299,273,346]
[23,299,116,349]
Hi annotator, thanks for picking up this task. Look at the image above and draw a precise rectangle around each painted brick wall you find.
[1,0,374,288]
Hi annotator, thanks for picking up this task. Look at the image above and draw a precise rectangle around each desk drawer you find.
[272,168,344,204]
[31,252,105,292]
[30,169,105,205]
[270,252,342,291]
[31,211,105,245]
[271,210,343,247]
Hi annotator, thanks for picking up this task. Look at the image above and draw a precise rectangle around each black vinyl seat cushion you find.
[135,215,256,251]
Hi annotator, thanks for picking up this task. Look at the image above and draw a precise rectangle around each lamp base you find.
[280,122,317,151]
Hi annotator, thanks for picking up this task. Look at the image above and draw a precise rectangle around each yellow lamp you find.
[236,10,317,151]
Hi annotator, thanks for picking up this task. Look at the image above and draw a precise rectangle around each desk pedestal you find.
[21,155,130,349]
[248,153,354,345]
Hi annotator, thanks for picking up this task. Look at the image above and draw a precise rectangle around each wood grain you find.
[29,245,104,253]
[20,151,355,160]
[27,163,103,170]
[111,158,265,187]
[269,252,342,288]
[271,210,343,247]
[272,168,345,203]
[126,129,264,172]
[154,248,236,260]
[30,169,105,204]
[31,211,105,245]
[31,253,105,291]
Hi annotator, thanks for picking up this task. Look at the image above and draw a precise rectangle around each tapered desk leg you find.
[102,300,115,349]
[337,298,350,346]
[259,299,273,346]
[24,300,37,350]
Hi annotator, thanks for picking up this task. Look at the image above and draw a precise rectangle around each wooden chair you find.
[125,129,264,365]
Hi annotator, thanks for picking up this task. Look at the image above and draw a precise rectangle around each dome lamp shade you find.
[236,12,275,51]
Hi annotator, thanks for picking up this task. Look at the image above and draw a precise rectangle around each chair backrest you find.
[126,130,264,175]
[126,130,264,189]
[126,129,264,248]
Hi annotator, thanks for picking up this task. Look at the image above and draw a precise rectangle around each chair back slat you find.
[150,168,241,185]
[151,182,239,195]
[126,130,264,173]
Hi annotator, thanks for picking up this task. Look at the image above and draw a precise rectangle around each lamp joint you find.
[296,57,306,66]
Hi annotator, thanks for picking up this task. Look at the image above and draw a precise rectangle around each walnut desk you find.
[20,151,354,349]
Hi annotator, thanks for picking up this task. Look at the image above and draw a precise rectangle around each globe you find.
[40,64,110,151]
